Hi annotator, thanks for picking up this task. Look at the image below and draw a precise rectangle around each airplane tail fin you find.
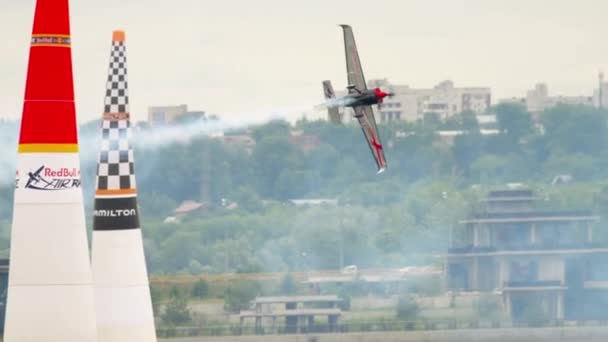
[323,80,336,100]
[323,80,342,124]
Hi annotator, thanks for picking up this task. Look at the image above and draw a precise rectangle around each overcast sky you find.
[1,0,608,123]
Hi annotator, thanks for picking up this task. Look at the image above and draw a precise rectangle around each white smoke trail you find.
[0,100,329,185]
[321,96,356,108]
[130,100,328,150]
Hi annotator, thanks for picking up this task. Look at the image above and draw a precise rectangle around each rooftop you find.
[174,200,205,214]
[447,246,608,258]
[483,189,538,202]
[253,295,341,304]
[460,210,598,224]
[239,308,341,318]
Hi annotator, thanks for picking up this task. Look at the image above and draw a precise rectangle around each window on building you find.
[395,103,401,107]
[395,111,402,120]
[428,103,447,110]
[152,112,166,124]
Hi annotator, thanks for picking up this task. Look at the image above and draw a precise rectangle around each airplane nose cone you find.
[374,88,392,100]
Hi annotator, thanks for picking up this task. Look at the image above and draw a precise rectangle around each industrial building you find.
[446,189,608,321]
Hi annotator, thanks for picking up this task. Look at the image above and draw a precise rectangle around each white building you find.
[500,83,594,114]
[341,79,491,123]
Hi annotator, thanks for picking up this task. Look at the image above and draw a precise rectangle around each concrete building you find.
[333,79,491,124]
[446,189,608,321]
[367,79,491,123]
[500,83,594,114]
[147,104,206,126]
[239,296,342,334]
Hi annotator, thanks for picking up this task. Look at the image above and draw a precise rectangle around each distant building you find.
[216,134,256,154]
[446,189,608,321]
[164,200,207,223]
[500,83,594,114]
[332,79,491,124]
[525,83,549,113]
[288,130,321,152]
[239,296,342,334]
[368,79,491,123]
[147,104,207,126]
[437,129,500,145]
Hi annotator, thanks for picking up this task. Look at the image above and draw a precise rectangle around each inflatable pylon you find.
[5,0,98,340]
[91,30,158,342]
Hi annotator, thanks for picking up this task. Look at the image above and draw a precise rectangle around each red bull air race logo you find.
[25,165,81,191]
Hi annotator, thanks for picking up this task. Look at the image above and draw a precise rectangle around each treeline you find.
[128,103,608,206]
[1,103,608,274]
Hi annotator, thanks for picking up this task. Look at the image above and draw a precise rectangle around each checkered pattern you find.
[104,41,129,114]
[96,39,136,192]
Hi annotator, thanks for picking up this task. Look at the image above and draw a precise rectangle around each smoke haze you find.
[0,100,329,186]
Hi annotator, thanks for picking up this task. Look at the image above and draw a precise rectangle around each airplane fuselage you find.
[327,87,391,111]
[344,91,381,108]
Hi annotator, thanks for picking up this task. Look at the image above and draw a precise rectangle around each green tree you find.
[542,153,597,181]
[137,192,178,219]
[423,112,441,129]
[229,186,263,212]
[452,132,482,176]
[191,278,210,299]
[274,169,317,200]
[252,136,303,197]
[541,105,608,156]
[251,119,290,141]
[470,155,510,183]
[162,289,191,325]
[150,284,163,318]
[280,273,298,295]
[396,294,419,320]
[224,280,261,313]
[461,110,480,132]
[495,103,533,146]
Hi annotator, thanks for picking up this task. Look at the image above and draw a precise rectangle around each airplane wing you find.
[340,25,367,93]
[353,105,387,173]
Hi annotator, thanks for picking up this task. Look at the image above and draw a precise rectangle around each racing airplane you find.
[323,24,393,173]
